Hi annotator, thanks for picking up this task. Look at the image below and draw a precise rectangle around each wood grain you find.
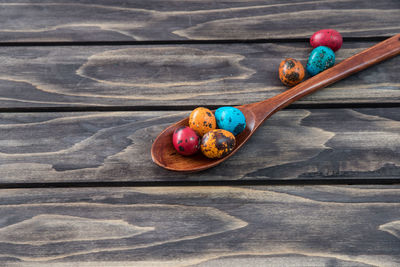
[1,3,397,266]
[0,185,398,265]
[0,0,398,42]
[0,108,399,183]
[0,42,398,108]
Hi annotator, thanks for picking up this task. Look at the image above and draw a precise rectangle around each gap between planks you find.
[0,102,400,113]
[0,36,390,47]
[1,179,400,190]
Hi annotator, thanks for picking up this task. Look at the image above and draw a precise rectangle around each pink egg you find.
[172,126,200,156]
[310,29,343,52]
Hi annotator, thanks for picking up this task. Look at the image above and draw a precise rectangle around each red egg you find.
[310,29,343,52]
[172,126,200,156]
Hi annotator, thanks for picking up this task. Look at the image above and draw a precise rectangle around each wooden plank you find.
[0,108,400,183]
[0,42,398,108]
[0,0,398,42]
[0,185,399,265]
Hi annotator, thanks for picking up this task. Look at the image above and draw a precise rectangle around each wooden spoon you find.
[152,34,400,172]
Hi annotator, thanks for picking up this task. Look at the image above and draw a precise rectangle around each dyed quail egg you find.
[200,129,236,159]
[310,29,343,52]
[215,107,246,136]
[278,58,305,87]
[172,126,200,156]
[189,107,216,136]
[306,46,335,76]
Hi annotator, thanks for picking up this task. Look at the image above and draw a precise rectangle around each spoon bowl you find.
[151,107,256,172]
[152,34,400,172]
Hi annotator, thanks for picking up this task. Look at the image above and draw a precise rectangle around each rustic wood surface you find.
[0,42,398,109]
[0,108,399,183]
[0,1,399,265]
[0,185,399,265]
[0,0,398,42]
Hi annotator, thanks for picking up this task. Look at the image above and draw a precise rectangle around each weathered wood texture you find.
[0,0,398,42]
[0,2,397,266]
[0,42,398,108]
[0,108,399,183]
[0,185,398,265]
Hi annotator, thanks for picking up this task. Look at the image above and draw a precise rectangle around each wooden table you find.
[0,1,399,266]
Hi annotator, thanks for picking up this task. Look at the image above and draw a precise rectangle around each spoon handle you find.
[252,33,400,122]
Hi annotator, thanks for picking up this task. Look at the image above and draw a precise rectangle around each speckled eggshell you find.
[310,29,343,52]
[172,126,200,156]
[189,107,217,136]
[201,129,236,159]
[278,58,305,87]
[215,107,246,136]
[306,46,335,76]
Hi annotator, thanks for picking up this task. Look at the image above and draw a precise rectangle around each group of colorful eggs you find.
[172,29,342,160]
[172,107,246,159]
[279,29,343,86]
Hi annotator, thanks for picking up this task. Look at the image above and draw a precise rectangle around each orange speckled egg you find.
[201,129,236,159]
[278,58,305,87]
[189,107,216,136]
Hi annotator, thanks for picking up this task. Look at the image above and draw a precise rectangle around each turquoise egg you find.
[215,107,246,136]
[306,46,335,76]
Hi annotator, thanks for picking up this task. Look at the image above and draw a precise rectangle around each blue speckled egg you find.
[306,46,335,76]
[215,107,246,136]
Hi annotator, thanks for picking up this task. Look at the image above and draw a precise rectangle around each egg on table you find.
[201,129,236,159]
[306,46,335,76]
[189,107,216,136]
[215,106,246,136]
[278,58,305,87]
[172,126,200,156]
[310,29,343,52]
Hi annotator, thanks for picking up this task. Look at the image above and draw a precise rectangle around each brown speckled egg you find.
[189,107,216,136]
[201,129,236,159]
[278,58,305,87]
